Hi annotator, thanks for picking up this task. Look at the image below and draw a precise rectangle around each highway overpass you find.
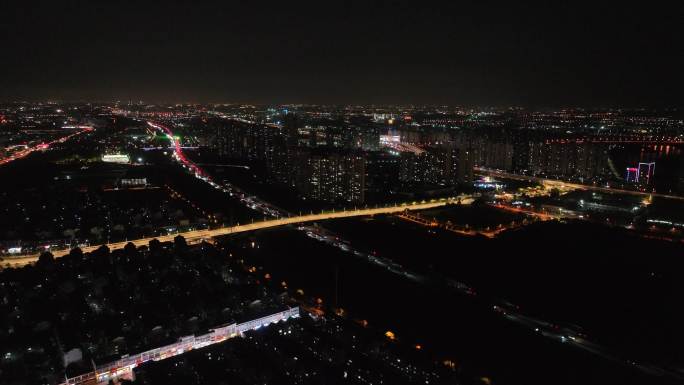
[3,198,470,269]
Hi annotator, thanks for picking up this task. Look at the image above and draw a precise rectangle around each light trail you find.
[0,126,93,166]
[147,121,207,177]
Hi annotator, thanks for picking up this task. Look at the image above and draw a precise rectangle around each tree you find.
[123,242,137,256]
[90,226,104,240]
[63,228,77,239]
[68,247,84,262]
[96,245,110,254]
[549,188,561,199]
[37,252,54,268]
[149,239,162,254]
[174,235,187,250]
[91,245,110,262]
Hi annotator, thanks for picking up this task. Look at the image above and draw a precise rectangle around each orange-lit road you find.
[396,203,562,238]
[3,198,471,268]
[475,167,684,201]
[489,203,562,221]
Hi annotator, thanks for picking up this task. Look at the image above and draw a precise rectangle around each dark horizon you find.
[2,101,684,114]
[1,1,683,107]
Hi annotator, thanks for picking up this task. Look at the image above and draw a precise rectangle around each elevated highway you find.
[3,198,470,269]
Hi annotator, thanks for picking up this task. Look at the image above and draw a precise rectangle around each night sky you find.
[1,1,683,106]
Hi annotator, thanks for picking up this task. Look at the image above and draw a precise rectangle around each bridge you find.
[3,198,470,269]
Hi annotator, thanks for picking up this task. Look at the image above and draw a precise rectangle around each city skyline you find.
[1,101,684,385]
